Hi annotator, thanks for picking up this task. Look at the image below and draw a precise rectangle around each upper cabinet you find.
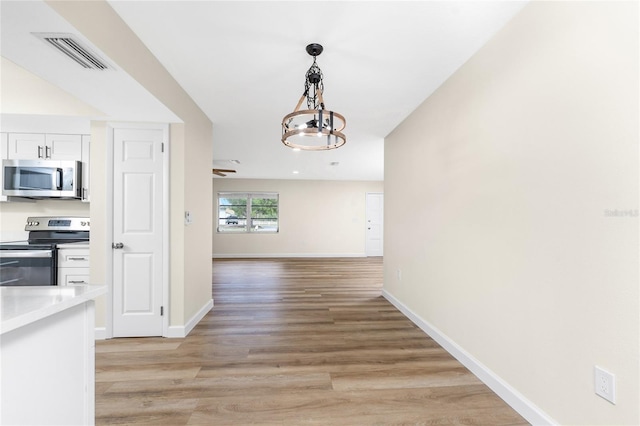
[2,132,90,202]
[7,133,82,160]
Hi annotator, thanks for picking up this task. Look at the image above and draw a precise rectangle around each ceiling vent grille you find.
[33,33,111,70]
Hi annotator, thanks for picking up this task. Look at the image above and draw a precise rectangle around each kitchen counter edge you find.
[0,285,107,335]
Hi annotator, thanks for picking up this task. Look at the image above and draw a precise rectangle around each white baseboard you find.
[382,289,556,426]
[165,299,213,338]
[94,327,107,340]
[212,253,365,258]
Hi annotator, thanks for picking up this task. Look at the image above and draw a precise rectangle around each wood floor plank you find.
[96,257,528,425]
[96,338,182,354]
[103,372,333,399]
[186,386,526,426]
[96,363,201,382]
[196,358,465,379]
[330,366,483,391]
[96,397,197,426]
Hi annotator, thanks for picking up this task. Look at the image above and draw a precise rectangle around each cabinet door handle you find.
[112,242,124,249]
[38,146,43,158]
[45,146,51,158]
[68,257,88,261]
[68,280,87,284]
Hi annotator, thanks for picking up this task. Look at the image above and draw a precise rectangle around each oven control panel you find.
[25,217,90,232]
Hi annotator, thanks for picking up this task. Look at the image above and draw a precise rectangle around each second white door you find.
[112,127,165,337]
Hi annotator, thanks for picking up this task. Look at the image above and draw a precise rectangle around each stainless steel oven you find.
[0,247,57,286]
[0,217,89,286]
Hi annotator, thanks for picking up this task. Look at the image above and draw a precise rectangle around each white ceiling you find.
[1,1,527,181]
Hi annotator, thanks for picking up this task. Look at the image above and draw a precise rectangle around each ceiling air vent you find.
[33,33,111,70]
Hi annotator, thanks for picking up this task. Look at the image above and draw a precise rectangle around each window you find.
[217,192,279,233]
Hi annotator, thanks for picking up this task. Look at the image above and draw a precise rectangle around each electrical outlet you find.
[594,366,616,404]
[184,211,193,225]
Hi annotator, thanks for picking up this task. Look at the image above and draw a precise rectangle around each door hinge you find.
[161,143,165,153]
[160,306,164,316]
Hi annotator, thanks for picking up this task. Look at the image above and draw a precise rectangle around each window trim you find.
[217,191,279,233]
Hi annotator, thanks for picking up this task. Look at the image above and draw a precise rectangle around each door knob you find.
[112,242,124,249]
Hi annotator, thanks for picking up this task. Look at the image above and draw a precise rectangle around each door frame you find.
[105,122,170,338]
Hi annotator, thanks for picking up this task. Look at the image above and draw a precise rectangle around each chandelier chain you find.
[304,57,324,110]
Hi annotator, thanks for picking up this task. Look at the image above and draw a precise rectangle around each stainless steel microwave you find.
[2,159,82,199]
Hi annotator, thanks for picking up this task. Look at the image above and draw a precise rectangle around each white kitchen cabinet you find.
[58,246,90,286]
[46,134,83,160]
[60,270,91,286]
[7,133,82,160]
[6,133,44,159]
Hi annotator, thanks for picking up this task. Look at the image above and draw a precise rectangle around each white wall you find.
[384,2,638,425]
[212,179,383,257]
[0,114,92,134]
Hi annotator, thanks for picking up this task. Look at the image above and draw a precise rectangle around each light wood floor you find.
[96,257,528,425]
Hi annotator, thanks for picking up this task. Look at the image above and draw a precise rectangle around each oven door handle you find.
[0,250,53,258]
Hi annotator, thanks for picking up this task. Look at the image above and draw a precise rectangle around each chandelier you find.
[281,43,346,150]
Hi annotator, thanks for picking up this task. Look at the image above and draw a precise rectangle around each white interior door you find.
[112,127,164,337]
[366,192,384,256]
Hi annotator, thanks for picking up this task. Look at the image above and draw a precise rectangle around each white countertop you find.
[0,285,106,335]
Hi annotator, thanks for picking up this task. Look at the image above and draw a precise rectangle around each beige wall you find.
[47,1,213,330]
[212,179,383,257]
[0,58,104,117]
[384,2,638,425]
[87,121,108,327]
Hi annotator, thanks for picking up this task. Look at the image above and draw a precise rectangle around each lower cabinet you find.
[60,268,90,286]
[58,247,90,286]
